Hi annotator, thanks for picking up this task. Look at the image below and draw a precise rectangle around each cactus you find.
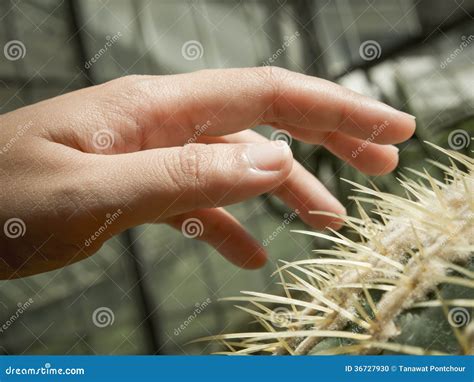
[194,143,473,355]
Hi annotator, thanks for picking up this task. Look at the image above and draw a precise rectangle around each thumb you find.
[90,141,293,226]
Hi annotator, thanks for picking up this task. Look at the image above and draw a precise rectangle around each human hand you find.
[0,67,415,278]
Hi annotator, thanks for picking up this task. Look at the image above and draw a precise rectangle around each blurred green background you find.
[0,0,472,355]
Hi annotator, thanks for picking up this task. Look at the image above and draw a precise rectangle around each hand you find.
[0,67,415,279]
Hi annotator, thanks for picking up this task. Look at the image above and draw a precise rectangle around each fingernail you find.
[376,102,416,120]
[400,111,416,120]
[390,145,400,153]
[247,141,290,172]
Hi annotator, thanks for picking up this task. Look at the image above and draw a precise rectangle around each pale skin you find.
[0,67,416,279]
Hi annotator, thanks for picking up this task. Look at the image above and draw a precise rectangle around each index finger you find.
[106,67,415,149]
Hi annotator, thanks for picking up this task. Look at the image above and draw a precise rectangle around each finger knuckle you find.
[111,74,152,92]
[104,75,161,107]
[98,75,158,148]
[337,90,363,129]
[252,66,289,122]
[173,144,213,195]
